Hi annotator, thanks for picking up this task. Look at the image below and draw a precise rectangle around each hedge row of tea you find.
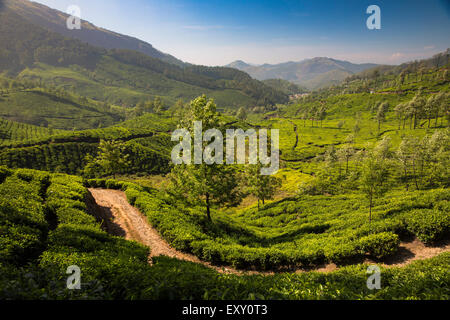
[0,168,151,299]
[0,118,63,147]
[0,167,50,266]
[1,170,449,299]
[0,133,172,175]
[93,180,450,270]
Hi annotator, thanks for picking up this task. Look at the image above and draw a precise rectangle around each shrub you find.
[324,241,362,265]
[0,166,10,183]
[406,209,450,244]
[359,232,399,259]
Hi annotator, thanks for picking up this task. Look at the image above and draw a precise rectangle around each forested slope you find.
[0,6,288,108]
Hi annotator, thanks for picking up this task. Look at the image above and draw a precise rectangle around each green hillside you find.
[0,7,288,109]
[0,1,449,302]
[1,167,448,299]
[0,84,123,130]
[262,79,309,95]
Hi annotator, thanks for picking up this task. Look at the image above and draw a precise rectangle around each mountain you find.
[227,60,253,70]
[3,0,184,66]
[350,49,450,80]
[261,79,308,95]
[0,1,288,108]
[226,57,378,90]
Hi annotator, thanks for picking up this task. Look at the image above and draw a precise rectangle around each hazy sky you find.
[32,0,450,66]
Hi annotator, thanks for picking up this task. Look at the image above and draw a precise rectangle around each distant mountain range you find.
[226,58,379,90]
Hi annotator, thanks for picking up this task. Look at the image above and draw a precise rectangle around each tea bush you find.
[359,232,400,259]
[406,208,450,244]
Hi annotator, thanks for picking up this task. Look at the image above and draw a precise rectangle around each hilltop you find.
[226,57,378,90]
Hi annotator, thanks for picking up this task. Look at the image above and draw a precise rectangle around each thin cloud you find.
[424,45,435,50]
[390,52,407,60]
[183,25,224,31]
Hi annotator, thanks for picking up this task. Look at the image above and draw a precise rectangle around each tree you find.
[317,106,327,127]
[153,96,164,114]
[134,102,145,117]
[394,103,407,129]
[360,152,389,224]
[425,95,437,128]
[169,95,242,221]
[236,107,247,121]
[396,137,413,190]
[376,102,389,132]
[353,118,361,135]
[337,135,355,175]
[169,99,184,117]
[442,93,450,127]
[84,140,130,178]
[310,104,318,127]
[245,163,282,210]
[426,129,450,187]
[408,94,426,129]
[374,136,392,161]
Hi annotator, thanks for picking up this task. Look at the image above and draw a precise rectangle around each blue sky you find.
[33,0,450,66]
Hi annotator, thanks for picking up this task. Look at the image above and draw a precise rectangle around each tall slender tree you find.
[169,95,242,221]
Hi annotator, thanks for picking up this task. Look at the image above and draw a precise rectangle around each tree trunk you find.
[412,160,419,190]
[404,166,409,191]
[206,192,211,221]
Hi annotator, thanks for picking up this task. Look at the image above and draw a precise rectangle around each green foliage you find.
[84,140,131,178]
[0,123,172,176]
[359,232,400,259]
[169,95,243,220]
[0,170,49,265]
[0,168,449,299]
[0,88,121,130]
[245,163,282,208]
[262,79,309,95]
[118,177,449,270]
[405,208,450,244]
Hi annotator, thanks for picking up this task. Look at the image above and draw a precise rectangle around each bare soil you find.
[87,188,450,275]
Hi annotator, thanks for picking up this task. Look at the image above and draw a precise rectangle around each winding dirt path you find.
[87,188,241,274]
[87,188,450,275]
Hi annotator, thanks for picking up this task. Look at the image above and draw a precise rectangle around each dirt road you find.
[87,188,240,274]
[87,188,450,274]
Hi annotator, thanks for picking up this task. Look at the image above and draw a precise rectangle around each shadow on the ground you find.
[85,190,126,237]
